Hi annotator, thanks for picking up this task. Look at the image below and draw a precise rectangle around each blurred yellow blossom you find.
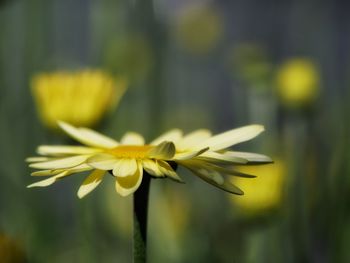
[31,70,127,129]
[276,59,320,107]
[174,4,224,55]
[230,159,286,214]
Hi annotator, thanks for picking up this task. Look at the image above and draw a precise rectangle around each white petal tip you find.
[57,120,68,126]
[115,188,133,197]
[27,183,45,188]
[254,125,265,132]
[77,192,85,199]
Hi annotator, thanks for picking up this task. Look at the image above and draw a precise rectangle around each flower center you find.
[106,145,154,159]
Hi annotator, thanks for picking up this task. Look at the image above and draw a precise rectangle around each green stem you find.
[133,173,151,263]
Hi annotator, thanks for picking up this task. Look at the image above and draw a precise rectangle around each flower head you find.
[276,58,320,108]
[27,122,271,198]
[31,70,127,129]
[230,159,286,214]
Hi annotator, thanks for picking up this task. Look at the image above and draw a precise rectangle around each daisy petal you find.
[38,145,101,156]
[66,164,92,173]
[86,154,117,170]
[31,164,92,177]
[150,129,183,145]
[58,121,119,148]
[196,152,248,164]
[31,170,61,176]
[174,147,209,160]
[27,171,69,188]
[198,162,256,178]
[176,129,212,150]
[120,132,145,145]
[142,160,164,177]
[29,155,88,169]
[115,162,143,196]
[186,167,244,195]
[193,125,265,151]
[148,141,176,159]
[157,160,184,183]
[225,151,273,164]
[26,157,52,163]
[77,170,105,199]
[113,159,138,177]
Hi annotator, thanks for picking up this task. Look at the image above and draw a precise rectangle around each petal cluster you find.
[31,70,127,129]
[27,122,272,198]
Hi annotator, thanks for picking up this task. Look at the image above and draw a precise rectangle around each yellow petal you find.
[86,154,117,170]
[150,129,183,145]
[31,170,61,176]
[186,161,256,178]
[173,147,209,160]
[26,157,52,163]
[79,127,120,148]
[38,145,101,156]
[120,132,145,145]
[157,160,184,183]
[77,170,105,199]
[193,125,264,151]
[148,141,176,159]
[115,162,143,196]
[113,159,138,177]
[58,121,119,148]
[196,152,248,164]
[29,155,88,169]
[142,159,164,177]
[185,166,244,195]
[225,151,273,163]
[31,164,92,176]
[176,129,211,150]
[27,171,69,188]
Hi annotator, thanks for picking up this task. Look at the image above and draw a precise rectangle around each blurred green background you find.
[0,0,349,262]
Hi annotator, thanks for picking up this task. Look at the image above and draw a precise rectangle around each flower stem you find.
[133,173,151,263]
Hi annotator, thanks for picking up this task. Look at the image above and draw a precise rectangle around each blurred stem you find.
[133,174,151,263]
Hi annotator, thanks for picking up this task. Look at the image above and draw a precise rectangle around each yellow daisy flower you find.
[31,70,127,129]
[27,122,271,198]
[276,58,320,107]
[230,159,286,214]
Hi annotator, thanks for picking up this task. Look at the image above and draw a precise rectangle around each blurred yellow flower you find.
[27,122,271,198]
[230,159,286,214]
[276,59,320,107]
[174,4,223,54]
[31,70,127,129]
